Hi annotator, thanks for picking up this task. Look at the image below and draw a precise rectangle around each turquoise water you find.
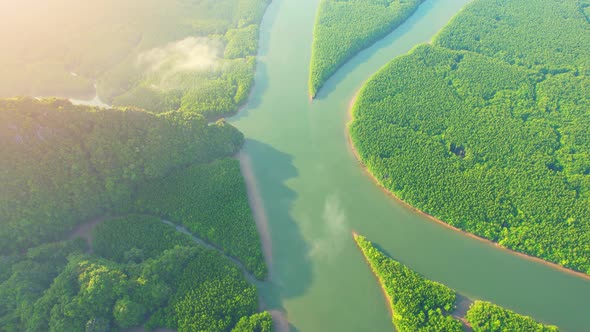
[230,0,590,331]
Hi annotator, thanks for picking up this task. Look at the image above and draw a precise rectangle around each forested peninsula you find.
[350,0,590,274]
[309,0,424,98]
[354,234,559,331]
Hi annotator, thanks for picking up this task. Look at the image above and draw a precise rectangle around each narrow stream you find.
[230,0,590,331]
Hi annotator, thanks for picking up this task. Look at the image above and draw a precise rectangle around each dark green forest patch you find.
[0,214,271,331]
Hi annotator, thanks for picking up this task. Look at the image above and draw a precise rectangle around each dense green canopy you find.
[134,159,268,278]
[232,312,274,332]
[92,214,194,262]
[0,98,244,253]
[350,0,590,274]
[0,215,269,331]
[466,301,558,332]
[309,0,424,98]
[354,234,463,331]
[0,215,272,332]
[0,1,272,330]
[354,234,559,331]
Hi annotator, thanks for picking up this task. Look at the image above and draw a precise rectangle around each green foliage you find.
[466,301,559,332]
[6,239,261,331]
[0,0,270,120]
[225,25,261,59]
[2,211,265,331]
[141,246,259,332]
[354,234,560,331]
[0,256,20,284]
[232,312,274,332]
[112,85,181,114]
[173,264,257,332]
[92,214,193,263]
[28,255,136,332]
[85,317,110,332]
[350,0,590,274]
[180,79,238,117]
[435,0,590,71]
[353,234,463,331]
[309,0,424,97]
[113,296,147,329]
[0,240,86,332]
[0,98,243,254]
[134,158,267,279]
[170,57,256,118]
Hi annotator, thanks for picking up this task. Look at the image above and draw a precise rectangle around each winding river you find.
[230,0,590,331]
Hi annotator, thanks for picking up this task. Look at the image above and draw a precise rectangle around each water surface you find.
[230,0,590,331]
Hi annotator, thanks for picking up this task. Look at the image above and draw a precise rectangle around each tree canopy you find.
[354,234,463,331]
[309,0,424,97]
[354,234,559,331]
[466,301,558,332]
[350,0,590,274]
[0,98,244,253]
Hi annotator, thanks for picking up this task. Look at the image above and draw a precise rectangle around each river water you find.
[230,0,590,331]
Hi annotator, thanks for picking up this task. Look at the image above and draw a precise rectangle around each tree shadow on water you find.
[240,139,312,332]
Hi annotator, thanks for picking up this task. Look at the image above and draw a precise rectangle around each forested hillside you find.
[354,234,559,331]
[0,0,270,118]
[134,159,267,278]
[309,0,424,98]
[0,0,273,330]
[350,0,590,274]
[0,95,272,330]
[0,215,270,331]
[0,98,242,253]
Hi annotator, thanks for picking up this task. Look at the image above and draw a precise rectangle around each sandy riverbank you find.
[345,90,590,282]
[237,150,274,273]
[237,151,292,332]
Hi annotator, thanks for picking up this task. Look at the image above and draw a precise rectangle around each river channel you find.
[229,0,590,331]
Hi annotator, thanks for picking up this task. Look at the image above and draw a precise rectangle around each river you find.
[229,0,590,331]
